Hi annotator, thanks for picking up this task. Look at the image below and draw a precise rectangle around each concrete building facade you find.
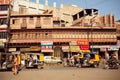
[12,0,83,26]
[0,0,11,53]
[9,10,118,59]
[0,0,118,60]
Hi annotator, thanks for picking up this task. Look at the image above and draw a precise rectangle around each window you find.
[12,19,19,24]
[29,16,34,24]
[0,18,7,25]
[0,32,7,39]
[53,21,60,27]
[73,14,77,20]
[0,5,9,11]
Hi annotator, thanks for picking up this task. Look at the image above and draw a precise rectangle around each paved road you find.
[0,66,120,80]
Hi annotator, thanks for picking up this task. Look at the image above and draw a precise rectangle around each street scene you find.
[0,0,120,80]
[0,66,120,80]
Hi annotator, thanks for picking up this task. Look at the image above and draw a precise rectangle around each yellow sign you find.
[30,46,40,51]
[70,46,80,52]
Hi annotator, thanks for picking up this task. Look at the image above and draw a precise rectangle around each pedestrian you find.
[12,54,19,75]
[105,52,109,61]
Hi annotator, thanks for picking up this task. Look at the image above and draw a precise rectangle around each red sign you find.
[0,0,10,4]
[80,45,89,50]
[77,39,89,45]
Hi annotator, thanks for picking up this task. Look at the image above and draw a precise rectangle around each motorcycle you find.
[104,58,119,69]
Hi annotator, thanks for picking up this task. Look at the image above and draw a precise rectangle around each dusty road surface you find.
[0,66,120,80]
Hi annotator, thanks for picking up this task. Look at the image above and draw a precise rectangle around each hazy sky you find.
[30,0,120,20]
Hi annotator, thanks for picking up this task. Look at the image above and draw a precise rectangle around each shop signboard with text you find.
[41,41,53,52]
[108,45,119,51]
[76,39,89,45]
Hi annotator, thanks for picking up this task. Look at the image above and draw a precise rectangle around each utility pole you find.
[90,15,97,54]
[5,1,11,61]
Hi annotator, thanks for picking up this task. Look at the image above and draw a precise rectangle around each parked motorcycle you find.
[104,57,119,69]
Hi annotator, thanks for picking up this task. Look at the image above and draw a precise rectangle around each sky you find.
[30,0,120,20]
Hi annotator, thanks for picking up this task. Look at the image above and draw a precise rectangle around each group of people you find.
[63,53,81,67]
[104,53,119,69]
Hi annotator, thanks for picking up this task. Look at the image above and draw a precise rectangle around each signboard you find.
[41,41,53,52]
[0,0,10,4]
[30,46,40,51]
[62,46,69,52]
[9,48,16,52]
[12,51,20,54]
[70,46,80,52]
[69,41,77,45]
[80,45,89,50]
[41,41,53,46]
[77,39,89,45]
[108,45,119,51]
[20,48,30,52]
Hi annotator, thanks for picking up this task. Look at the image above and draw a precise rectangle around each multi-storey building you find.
[0,0,11,53]
[0,0,116,60]
[12,0,83,26]
[116,20,120,59]
[9,7,118,59]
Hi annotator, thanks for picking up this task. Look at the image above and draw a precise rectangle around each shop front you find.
[62,46,70,58]
[108,45,119,60]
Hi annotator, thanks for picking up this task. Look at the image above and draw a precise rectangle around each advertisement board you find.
[76,39,89,45]
[41,41,53,52]
[70,46,80,52]
[62,46,69,52]
[108,45,119,51]
[30,46,40,51]
[80,45,89,50]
